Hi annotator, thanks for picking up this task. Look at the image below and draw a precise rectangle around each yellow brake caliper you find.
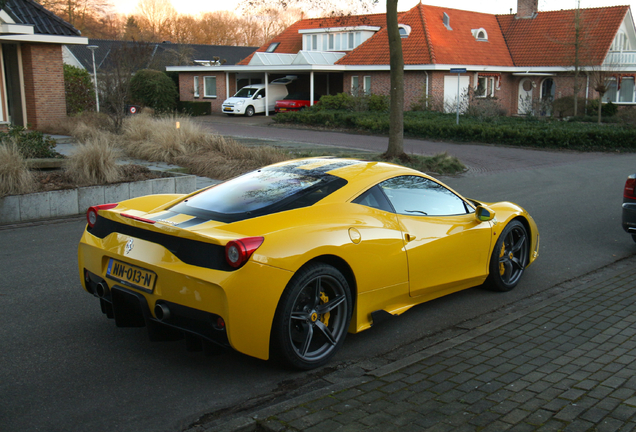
[499,242,506,275]
[319,292,330,326]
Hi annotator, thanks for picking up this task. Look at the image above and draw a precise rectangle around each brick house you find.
[169,0,636,117]
[1,0,87,131]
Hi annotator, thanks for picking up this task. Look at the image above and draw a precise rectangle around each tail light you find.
[225,237,264,268]
[624,175,636,199]
[86,203,118,228]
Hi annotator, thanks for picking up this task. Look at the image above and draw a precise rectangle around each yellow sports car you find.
[78,158,539,369]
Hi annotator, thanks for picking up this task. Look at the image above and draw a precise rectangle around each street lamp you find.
[86,45,100,112]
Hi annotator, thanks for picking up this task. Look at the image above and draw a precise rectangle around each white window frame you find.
[363,76,371,95]
[475,77,495,98]
[203,76,216,98]
[351,76,360,95]
[193,76,199,98]
[603,77,636,104]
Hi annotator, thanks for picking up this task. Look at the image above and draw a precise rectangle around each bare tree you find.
[99,43,154,130]
[133,0,177,42]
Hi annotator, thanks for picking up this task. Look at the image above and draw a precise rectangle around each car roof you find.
[269,157,424,186]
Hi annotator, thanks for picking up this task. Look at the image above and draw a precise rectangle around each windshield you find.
[234,87,259,98]
[170,163,349,223]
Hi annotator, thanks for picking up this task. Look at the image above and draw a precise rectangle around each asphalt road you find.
[2,119,635,432]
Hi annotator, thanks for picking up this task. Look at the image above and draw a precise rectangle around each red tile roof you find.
[240,3,628,68]
[238,13,391,65]
[497,6,629,66]
[340,4,513,66]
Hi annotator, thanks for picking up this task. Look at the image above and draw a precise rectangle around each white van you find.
[222,77,294,116]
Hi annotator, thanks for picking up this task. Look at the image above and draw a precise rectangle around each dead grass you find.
[0,139,36,197]
[177,136,289,180]
[64,135,122,186]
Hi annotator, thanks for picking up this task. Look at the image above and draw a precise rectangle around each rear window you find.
[170,165,347,223]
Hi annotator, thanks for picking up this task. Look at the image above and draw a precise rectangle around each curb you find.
[0,172,197,225]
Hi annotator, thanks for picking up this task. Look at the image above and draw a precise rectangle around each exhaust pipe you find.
[96,282,110,298]
[155,303,171,321]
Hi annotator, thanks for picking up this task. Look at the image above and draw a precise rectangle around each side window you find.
[352,185,394,212]
[256,89,265,98]
[379,176,469,216]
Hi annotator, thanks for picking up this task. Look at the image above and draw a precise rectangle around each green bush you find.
[129,69,178,113]
[177,101,212,116]
[367,94,389,112]
[586,99,618,117]
[0,125,58,158]
[273,109,636,152]
[318,93,355,110]
[63,64,95,114]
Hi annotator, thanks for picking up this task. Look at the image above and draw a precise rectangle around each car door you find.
[253,89,266,113]
[378,176,493,298]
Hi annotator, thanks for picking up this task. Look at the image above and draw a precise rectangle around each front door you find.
[378,176,492,297]
[2,44,24,126]
[518,78,534,115]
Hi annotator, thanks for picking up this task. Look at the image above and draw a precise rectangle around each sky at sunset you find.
[111,0,636,17]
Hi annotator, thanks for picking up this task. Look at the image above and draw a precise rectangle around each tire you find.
[271,263,352,370]
[245,106,255,117]
[484,220,529,292]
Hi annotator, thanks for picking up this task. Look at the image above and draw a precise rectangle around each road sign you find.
[450,68,467,73]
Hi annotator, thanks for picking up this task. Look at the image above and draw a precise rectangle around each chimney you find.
[516,0,538,19]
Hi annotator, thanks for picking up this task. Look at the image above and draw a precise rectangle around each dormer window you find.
[471,28,488,41]
[398,24,411,38]
[266,43,280,53]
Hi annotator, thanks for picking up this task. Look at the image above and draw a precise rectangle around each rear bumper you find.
[78,230,293,360]
[622,201,636,234]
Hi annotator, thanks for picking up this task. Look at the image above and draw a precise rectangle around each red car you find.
[275,92,313,113]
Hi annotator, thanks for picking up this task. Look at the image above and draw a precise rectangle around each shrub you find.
[0,139,35,197]
[367,94,389,112]
[63,64,96,114]
[586,99,618,117]
[552,96,587,118]
[318,93,355,110]
[177,101,212,116]
[0,125,58,158]
[64,135,121,185]
[129,69,178,113]
[617,107,636,125]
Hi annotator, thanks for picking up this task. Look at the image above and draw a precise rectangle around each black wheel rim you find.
[288,275,348,363]
[498,225,528,286]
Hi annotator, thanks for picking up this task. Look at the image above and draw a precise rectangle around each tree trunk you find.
[384,0,405,159]
[598,94,603,124]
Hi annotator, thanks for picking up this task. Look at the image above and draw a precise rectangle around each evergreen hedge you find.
[274,110,636,152]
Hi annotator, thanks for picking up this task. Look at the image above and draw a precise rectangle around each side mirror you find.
[256,95,263,99]
[475,205,495,222]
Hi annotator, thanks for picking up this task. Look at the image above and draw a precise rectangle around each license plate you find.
[223,107,232,111]
[106,259,157,293]
[279,108,287,112]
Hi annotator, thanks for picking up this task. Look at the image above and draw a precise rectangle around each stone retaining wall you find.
[0,173,197,224]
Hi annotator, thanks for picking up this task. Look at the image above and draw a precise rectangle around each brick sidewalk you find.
[206,256,636,432]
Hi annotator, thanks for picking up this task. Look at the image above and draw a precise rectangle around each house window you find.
[603,77,635,103]
[611,32,630,51]
[329,34,334,50]
[351,76,360,95]
[475,77,495,98]
[363,76,371,95]
[620,78,635,103]
[471,28,488,41]
[348,33,354,49]
[266,43,280,53]
[203,76,216,98]
[194,76,199,98]
[398,25,412,38]
[312,35,318,50]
